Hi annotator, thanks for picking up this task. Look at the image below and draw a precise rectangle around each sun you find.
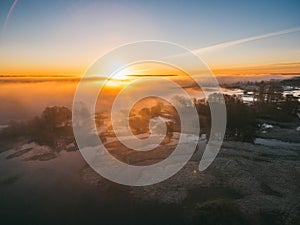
[111,68,134,80]
[100,67,137,87]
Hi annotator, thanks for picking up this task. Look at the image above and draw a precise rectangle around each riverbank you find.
[1,135,298,225]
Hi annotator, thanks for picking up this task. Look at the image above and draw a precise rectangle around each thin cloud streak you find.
[194,26,300,54]
[2,0,19,33]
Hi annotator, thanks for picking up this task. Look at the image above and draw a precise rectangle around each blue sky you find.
[0,0,299,75]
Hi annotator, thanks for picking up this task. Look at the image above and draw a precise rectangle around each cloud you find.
[126,74,178,77]
[193,27,300,54]
[0,76,107,84]
[170,26,300,58]
[2,0,19,33]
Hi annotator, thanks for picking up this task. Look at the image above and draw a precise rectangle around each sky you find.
[0,0,300,76]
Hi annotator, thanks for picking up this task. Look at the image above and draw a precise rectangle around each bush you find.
[0,106,74,149]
